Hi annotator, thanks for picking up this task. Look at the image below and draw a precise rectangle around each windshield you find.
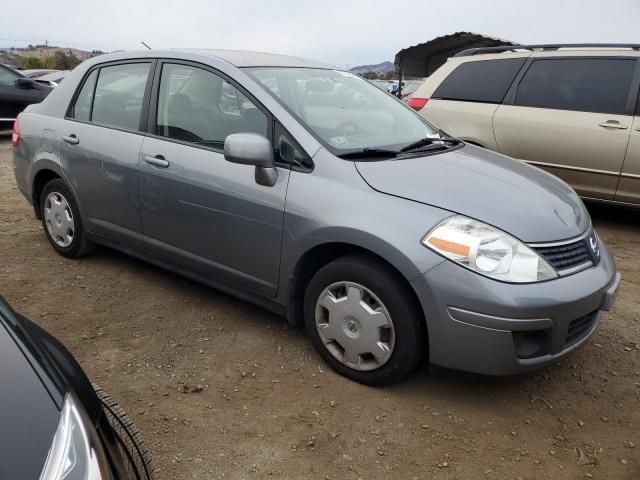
[247,67,440,154]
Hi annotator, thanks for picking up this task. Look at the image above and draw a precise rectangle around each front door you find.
[139,61,289,296]
[493,57,638,200]
[60,61,154,247]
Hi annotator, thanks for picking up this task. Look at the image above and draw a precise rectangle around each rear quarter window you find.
[432,58,526,103]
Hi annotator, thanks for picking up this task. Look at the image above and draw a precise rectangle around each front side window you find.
[156,63,268,148]
[515,58,636,114]
[432,58,526,104]
[248,67,440,153]
[91,63,151,130]
[0,66,19,86]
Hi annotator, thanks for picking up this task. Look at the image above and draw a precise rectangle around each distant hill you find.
[350,61,394,77]
[0,45,103,69]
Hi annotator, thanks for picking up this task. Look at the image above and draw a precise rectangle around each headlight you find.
[39,394,108,480]
[423,215,557,283]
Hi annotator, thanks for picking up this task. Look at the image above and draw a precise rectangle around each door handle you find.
[598,121,628,130]
[62,134,79,145]
[144,155,169,168]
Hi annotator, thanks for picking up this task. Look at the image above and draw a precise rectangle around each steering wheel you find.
[334,121,359,137]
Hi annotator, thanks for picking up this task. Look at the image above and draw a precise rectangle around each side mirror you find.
[224,133,277,187]
[15,78,38,89]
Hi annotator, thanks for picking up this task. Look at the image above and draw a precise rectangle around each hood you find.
[0,301,61,480]
[355,145,589,243]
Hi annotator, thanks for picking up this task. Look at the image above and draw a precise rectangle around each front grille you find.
[532,239,592,273]
[565,311,597,346]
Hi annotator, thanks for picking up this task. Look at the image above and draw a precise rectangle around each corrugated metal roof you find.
[394,32,518,78]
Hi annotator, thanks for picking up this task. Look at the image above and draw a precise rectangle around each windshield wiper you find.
[337,148,399,160]
[399,136,459,153]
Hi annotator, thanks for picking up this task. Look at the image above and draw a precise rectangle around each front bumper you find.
[411,239,619,375]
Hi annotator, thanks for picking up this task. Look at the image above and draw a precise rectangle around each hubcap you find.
[44,192,75,248]
[314,281,395,371]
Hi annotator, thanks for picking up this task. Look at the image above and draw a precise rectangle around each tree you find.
[362,71,381,80]
[49,51,81,70]
[20,56,45,69]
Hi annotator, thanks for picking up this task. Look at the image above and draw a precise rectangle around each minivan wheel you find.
[40,179,94,258]
[303,255,425,386]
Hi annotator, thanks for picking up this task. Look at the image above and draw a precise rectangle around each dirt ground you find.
[0,137,638,480]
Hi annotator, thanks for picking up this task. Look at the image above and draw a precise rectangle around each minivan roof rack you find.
[454,43,640,57]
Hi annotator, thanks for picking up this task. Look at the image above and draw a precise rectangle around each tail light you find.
[11,119,20,148]
[407,97,428,111]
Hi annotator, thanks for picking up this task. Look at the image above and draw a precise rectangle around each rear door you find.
[493,57,639,200]
[139,61,290,296]
[60,60,154,247]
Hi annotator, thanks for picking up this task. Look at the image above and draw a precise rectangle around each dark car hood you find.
[0,304,60,480]
[355,145,589,243]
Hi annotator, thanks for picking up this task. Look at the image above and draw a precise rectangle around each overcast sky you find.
[1,0,639,68]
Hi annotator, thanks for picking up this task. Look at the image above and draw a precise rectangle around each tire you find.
[93,384,154,480]
[39,179,94,258]
[303,254,426,386]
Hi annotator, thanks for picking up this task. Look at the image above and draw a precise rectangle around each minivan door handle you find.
[62,134,79,145]
[144,155,169,168]
[598,121,628,130]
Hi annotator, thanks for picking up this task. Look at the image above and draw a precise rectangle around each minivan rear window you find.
[514,58,636,115]
[432,58,526,104]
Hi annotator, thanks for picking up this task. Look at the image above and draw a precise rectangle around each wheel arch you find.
[286,242,428,341]
[32,168,62,218]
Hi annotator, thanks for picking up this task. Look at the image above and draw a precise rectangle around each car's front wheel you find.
[303,255,426,386]
[39,179,94,258]
[94,384,154,480]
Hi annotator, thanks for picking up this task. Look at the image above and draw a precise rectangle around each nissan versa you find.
[0,295,153,479]
[12,50,621,385]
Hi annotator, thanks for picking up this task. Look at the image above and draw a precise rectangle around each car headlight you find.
[39,394,108,480]
[423,215,557,283]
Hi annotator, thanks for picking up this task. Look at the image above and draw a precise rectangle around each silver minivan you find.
[12,50,620,385]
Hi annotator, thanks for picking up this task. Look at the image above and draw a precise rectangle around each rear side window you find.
[91,63,151,130]
[71,69,97,121]
[515,58,636,114]
[432,58,526,103]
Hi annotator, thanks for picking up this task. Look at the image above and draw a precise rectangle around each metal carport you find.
[394,32,518,79]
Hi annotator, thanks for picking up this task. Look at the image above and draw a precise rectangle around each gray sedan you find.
[12,49,620,385]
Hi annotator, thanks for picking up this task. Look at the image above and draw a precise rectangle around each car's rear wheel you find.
[39,179,94,257]
[93,384,154,480]
[303,255,426,385]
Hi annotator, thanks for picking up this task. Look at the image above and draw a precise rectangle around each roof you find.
[455,43,640,57]
[175,49,339,69]
[76,49,340,73]
[394,32,518,78]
